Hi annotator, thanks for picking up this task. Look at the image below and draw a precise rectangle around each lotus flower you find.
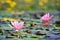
[41,13,53,22]
[11,21,24,31]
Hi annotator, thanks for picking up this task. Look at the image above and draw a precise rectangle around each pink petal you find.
[41,13,53,22]
[11,22,17,28]
[41,13,50,20]
[13,21,19,27]
[11,22,18,29]
[18,21,24,30]
[50,15,54,20]
[11,21,24,31]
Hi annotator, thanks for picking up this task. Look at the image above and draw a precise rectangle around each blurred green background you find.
[0,0,60,11]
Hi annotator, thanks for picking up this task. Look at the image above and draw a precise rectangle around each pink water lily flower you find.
[11,21,24,31]
[41,13,53,22]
